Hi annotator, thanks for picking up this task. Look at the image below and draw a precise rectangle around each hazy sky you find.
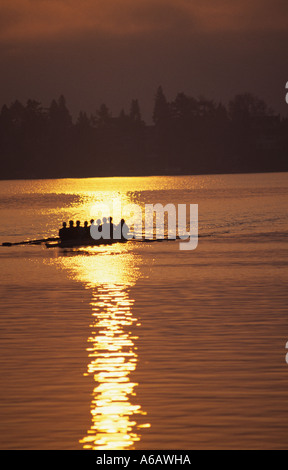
[0,0,287,121]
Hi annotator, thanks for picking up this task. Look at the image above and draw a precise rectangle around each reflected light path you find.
[52,244,150,450]
[82,283,143,450]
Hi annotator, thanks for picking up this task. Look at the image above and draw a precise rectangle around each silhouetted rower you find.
[84,221,90,238]
[76,220,85,239]
[96,219,102,232]
[102,217,110,240]
[68,220,76,239]
[59,222,69,241]
[120,219,130,240]
[90,219,103,241]
[88,219,94,239]
[108,216,115,240]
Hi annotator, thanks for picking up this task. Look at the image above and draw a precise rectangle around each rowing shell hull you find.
[45,238,127,249]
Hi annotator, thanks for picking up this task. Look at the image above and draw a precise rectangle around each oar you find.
[2,237,60,247]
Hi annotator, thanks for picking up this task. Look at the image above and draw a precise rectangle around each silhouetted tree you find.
[93,103,112,129]
[130,99,142,123]
[229,93,273,124]
[0,105,17,177]
[228,93,277,171]
[171,93,198,121]
[0,90,286,180]
[153,86,170,125]
[119,109,128,120]
[44,96,74,176]
[76,111,91,130]
[49,95,72,129]
[9,100,26,128]
[0,105,12,134]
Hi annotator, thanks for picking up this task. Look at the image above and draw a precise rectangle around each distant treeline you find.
[0,87,287,179]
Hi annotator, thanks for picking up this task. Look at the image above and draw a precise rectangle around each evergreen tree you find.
[9,100,26,129]
[58,95,73,127]
[95,103,111,129]
[130,99,142,122]
[229,93,272,123]
[153,86,170,125]
[76,111,91,130]
[49,95,72,129]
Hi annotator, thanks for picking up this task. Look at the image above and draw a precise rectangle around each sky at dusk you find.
[0,0,288,121]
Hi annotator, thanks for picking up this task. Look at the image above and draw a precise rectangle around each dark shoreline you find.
[0,168,287,182]
[1,91,287,182]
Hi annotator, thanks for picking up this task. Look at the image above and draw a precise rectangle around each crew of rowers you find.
[59,217,130,242]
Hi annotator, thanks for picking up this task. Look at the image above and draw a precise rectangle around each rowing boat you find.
[45,238,128,249]
[45,236,181,249]
[2,235,180,249]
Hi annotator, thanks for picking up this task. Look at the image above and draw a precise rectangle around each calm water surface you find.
[0,173,288,450]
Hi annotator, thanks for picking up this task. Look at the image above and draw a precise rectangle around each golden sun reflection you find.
[51,244,150,450]
[81,283,145,450]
